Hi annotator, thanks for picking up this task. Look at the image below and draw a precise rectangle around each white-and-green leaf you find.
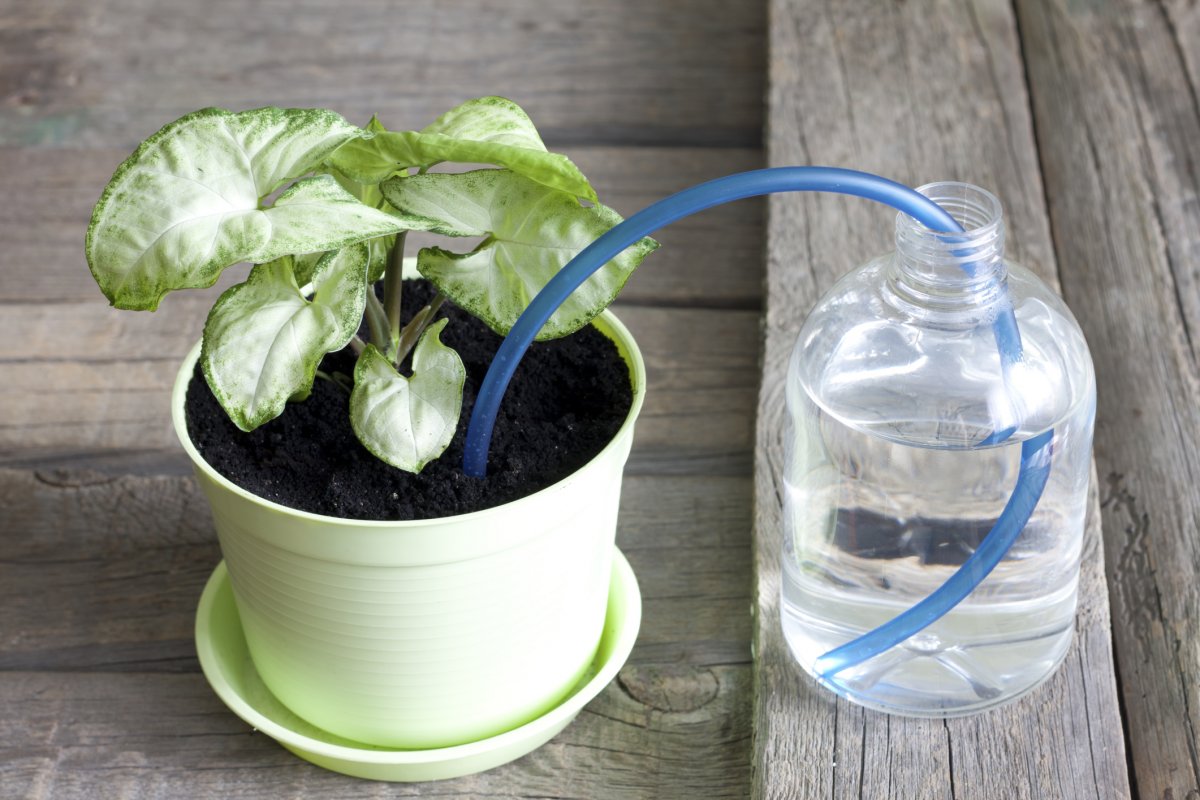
[349,320,465,473]
[379,169,658,340]
[86,107,407,310]
[291,251,327,288]
[324,115,397,283]
[255,175,409,262]
[201,243,370,431]
[328,96,596,201]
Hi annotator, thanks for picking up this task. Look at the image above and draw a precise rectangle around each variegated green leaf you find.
[201,244,370,431]
[367,236,396,285]
[379,169,658,340]
[292,251,327,288]
[325,115,397,283]
[86,107,407,310]
[293,238,392,287]
[254,175,409,262]
[328,96,596,201]
[248,175,409,288]
[350,320,465,473]
[329,118,388,211]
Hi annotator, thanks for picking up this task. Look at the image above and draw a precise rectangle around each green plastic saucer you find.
[194,549,641,782]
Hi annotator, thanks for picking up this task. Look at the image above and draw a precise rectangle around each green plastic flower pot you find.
[172,310,645,749]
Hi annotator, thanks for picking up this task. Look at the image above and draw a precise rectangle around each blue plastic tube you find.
[461,166,1053,683]
[813,430,1053,678]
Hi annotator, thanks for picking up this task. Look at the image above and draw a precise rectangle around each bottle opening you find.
[891,182,1006,311]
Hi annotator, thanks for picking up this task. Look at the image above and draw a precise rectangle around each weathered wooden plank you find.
[1163,0,1200,97]
[1015,1,1200,797]
[944,470,1129,799]
[0,469,751,672]
[0,448,194,478]
[0,0,762,151]
[0,468,219,673]
[0,0,764,796]
[0,468,753,794]
[0,667,751,799]
[0,145,764,307]
[0,301,761,476]
[756,1,1129,798]
[620,476,755,666]
[1129,0,1200,357]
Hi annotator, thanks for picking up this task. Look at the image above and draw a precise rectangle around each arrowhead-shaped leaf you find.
[350,320,465,473]
[201,243,370,431]
[328,96,596,201]
[86,107,409,310]
[379,169,658,340]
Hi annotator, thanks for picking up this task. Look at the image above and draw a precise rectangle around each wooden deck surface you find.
[0,1,1196,798]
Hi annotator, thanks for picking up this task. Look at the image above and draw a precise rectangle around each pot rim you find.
[171,309,646,528]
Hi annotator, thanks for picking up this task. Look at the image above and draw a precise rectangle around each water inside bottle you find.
[780,393,1091,716]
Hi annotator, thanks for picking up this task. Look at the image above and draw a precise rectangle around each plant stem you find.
[349,335,367,356]
[383,231,408,360]
[314,369,351,395]
[365,289,389,350]
[395,292,446,365]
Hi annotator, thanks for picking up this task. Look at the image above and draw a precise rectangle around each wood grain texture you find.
[0,668,751,799]
[1135,0,1200,359]
[756,1,1130,797]
[0,0,763,150]
[1015,1,1200,797]
[0,146,763,307]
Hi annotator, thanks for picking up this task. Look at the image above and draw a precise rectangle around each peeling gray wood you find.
[0,0,763,151]
[0,468,218,674]
[756,1,1130,798]
[0,668,751,799]
[1132,0,1200,359]
[1015,1,1200,797]
[0,448,195,478]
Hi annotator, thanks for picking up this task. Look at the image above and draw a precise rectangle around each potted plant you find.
[84,97,657,763]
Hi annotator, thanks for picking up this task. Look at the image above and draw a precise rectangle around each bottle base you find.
[789,630,1074,718]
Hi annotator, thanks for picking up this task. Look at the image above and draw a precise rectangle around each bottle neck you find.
[886,182,1007,316]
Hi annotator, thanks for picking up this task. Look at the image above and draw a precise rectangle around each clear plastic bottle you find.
[781,182,1095,717]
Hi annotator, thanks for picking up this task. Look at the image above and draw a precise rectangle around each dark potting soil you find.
[184,280,633,521]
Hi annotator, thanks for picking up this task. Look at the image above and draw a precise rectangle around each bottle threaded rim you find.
[890,182,1007,312]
